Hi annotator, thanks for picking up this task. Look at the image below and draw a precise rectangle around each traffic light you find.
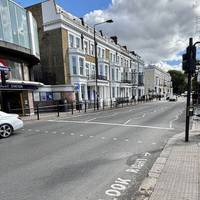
[182,45,196,74]
[190,45,196,74]
[182,52,189,72]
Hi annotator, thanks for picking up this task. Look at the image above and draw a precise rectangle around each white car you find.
[0,111,23,138]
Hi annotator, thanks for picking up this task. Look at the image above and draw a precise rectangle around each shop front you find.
[0,56,42,115]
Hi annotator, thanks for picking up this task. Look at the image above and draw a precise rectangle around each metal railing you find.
[5,97,155,120]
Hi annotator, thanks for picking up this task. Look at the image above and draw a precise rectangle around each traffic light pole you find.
[185,66,192,142]
[185,38,193,142]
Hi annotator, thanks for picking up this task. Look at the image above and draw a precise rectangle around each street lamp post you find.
[94,19,113,110]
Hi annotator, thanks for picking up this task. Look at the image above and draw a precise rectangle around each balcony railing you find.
[90,74,108,81]
[121,79,132,84]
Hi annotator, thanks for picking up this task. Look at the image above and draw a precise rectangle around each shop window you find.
[53,92,61,100]
[7,60,23,81]
[33,92,40,102]
[23,65,29,81]
[40,92,47,101]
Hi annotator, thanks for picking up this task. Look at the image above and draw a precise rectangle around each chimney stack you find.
[110,36,118,44]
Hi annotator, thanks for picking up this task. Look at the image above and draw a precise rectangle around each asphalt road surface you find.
[0,100,186,200]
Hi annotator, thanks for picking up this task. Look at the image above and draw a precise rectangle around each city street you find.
[0,100,186,200]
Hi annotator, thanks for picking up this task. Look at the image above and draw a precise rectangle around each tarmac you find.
[137,118,200,200]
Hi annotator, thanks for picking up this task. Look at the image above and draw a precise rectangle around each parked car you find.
[0,111,23,138]
[169,95,177,101]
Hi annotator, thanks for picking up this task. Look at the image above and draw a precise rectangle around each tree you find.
[168,70,187,95]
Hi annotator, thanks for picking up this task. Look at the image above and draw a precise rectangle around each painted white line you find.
[125,139,129,142]
[137,140,142,144]
[47,120,174,130]
[52,131,57,134]
[101,137,105,140]
[80,134,84,137]
[61,132,65,134]
[113,138,118,141]
[123,119,131,125]
[70,133,75,136]
[169,113,180,128]
[86,118,96,122]
[45,130,49,133]
[89,135,94,138]
[144,152,151,157]
[152,142,156,145]
[35,130,40,132]
[28,129,32,131]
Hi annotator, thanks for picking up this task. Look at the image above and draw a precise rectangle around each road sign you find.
[74,83,80,91]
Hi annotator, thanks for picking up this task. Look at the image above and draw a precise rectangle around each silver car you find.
[0,111,23,138]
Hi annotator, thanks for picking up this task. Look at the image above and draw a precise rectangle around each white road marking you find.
[125,139,129,142]
[35,130,40,132]
[123,119,131,125]
[52,131,57,134]
[61,132,65,134]
[169,113,180,128]
[22,129,25,131]
[137,140,142,144]
[113,138,118,140]
[70,133,74,136]
[45,130,49,133]
[89,135,94,138]
[144,152,151,157]
[47,120,174,130]
[28,129,32,131]
[152,142,156,145]
[85,118,96,122]
[80,134,84,137]
[101,137,105,140]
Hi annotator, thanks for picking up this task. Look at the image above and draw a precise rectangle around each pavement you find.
[137,117,200,200]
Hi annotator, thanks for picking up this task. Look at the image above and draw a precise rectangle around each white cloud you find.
[84,0,200,70]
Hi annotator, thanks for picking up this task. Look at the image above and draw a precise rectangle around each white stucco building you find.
[29,0,145,105]
[144,65,173,98]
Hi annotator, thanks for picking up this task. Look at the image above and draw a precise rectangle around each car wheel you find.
[0,124,13,138]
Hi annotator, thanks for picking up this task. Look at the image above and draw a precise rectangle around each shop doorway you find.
[0,91,24,114]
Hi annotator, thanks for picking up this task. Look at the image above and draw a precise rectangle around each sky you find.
[17,0,200,72]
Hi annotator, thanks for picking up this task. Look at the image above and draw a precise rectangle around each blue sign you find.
[74,83,80,91]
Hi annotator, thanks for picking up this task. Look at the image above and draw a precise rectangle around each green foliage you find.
[168,70,187,94]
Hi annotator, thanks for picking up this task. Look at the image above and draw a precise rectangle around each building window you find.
[113,54,116,62]
[69,34,74,48]
[112,68,115,81]
[97,47,101,58]
[105,65,108,79]
[86,63,89,77]
[79,57,84,75]
[72,56,77,74]
[76,37,80,48]
[84,41,88,54]
[91,44,94,55]
[116,68,119,81]
[117,56,119,63]
[99,64,103,76]
[112,87,115,98]
[102,49,105,59]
